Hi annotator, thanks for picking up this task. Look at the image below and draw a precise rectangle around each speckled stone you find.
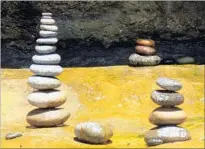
[39,30,57,37]
[144,126,191,146]
[135,45,156,55]
[157,77,182,91]
[5,132,22,140]
[151,90,184,107]
[129,53,161,66]
[149,107,187,125]
[40,25,58,31]
[36,38,58,44]
[35,45,56,54]
[30,64,63,76]
[28,76,61,90]
[40,18,55,25]
[32,54,61,65]
[28,90,67,108]
[26,108,70,127]
[42,12,52,16]
[75,122,113,144]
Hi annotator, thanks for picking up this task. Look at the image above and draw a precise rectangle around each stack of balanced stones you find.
[129,39,161,66]
[145,77,191,146]
[26,12,70,127]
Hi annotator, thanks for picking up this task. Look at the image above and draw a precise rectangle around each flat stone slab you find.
[35,45,56,54]
[32,54,61,65]
[39,30,57,37]
[40,25,58,31]
[156,77,182,91]
[40,18,55,25]
[36,38,58,44]
[28,75,61,90]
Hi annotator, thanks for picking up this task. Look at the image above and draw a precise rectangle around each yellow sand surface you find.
[1,65,204,148]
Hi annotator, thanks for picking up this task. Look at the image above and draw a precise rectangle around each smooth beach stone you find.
[5,132,22,140]
[176,56,195,64]
[157,77,182,91]
[26,108,70,127]
[28,90,66,108]
[30,64,63,76]
[129,53,161,66]
[136,39,155,47]
[35,45,56,54]
[40,18,55,25]
[39,30,57,37]
[151,90,184,107]
[32,54,61,65]
[135,45,156,55]
[42,16,52,19]
[36,38,58,44]
[144,126,191,146]
[40,25,58,31]
[74,122,113,144]
[149,107,187,125]
[42,12,52,16]
[28,76,61,90]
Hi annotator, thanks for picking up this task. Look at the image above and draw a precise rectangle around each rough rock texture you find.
[1,1,205,68]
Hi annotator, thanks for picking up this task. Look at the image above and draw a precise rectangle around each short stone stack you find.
[26,12,70,127]
[129,39,161,66]
[144,77,191,146]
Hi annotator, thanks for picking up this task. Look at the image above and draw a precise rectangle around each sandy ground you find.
[1,65,204,148]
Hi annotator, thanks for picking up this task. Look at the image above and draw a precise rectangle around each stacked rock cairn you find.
[129,39,161,66]
[26,12,70,127]
[144,77,191,146]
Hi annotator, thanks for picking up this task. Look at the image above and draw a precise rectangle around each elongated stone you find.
[157,77,182,91]
[136,39,155,47]
[42,12,52,16]
[135,45,156,55]
[40,25,58,31]
[30,64,63,76]
[42,16,52,19]
[32,54,61,65]
[5,132,22,140]
[40,18,55,25]
[39,30,57,37]
[36,38,58,44]
[35,45,56,54]
[28,76,61,90]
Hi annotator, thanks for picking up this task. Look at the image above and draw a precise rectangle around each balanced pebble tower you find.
[144,77,191,146]
[129,39,161,66]
[26,12,70,127]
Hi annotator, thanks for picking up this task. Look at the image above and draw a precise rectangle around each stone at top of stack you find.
[144,77,191,146]
[129,39,161,66]
[26,12,70,128]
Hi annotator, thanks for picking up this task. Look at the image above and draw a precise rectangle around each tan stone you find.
[135,45,156,55]
[136,39,155,47]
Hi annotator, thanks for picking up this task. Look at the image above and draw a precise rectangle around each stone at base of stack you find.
[27,12,69,127]
[144,77,191,146]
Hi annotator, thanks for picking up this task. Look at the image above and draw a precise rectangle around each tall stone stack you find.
[144,77,191,146]
[26,12,70,127]
[129,39,161,66]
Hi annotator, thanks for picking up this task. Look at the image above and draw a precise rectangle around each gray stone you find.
[28,75,61,90]
[40,25,58,31]
[5,132,22,140]
[39,30,57,37]
[42,12,52,16]
[129,53,161,66]
[40,18,55,25]
[32,54,61,65]
[176,56,195,64]
[144,126,191,146]
[157,77,182,91]
[151,90,184,107]
[36,38,58,44]
[35,45,56,54]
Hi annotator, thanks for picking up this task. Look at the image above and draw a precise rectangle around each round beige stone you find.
[135,45,156,55]
[136,39,155,47]
[40,25,58,31]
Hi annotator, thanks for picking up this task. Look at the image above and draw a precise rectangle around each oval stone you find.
[42,12,52,16]
[40,18,55,25]
[42,16,52,19]
[156,77,182,91]
[35,45,56,54]
[136,39,155,47]
[26,108,70,127]
[30,64,63,76]
[39,30,57,37]
[74,122,113,144]
[149,107,187,125]
[32,54,61,65]
[176,57,195,64]
[144,126,191,146]
[129,53,161,66]
[28,76,61,90]
[151,90,184,107]
[135,45,156,55]
[5,132,22,140]
[40,25,58,31]
[36,38,58,44]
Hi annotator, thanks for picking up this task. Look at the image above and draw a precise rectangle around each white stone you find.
[30,64,63,76]
[42,12,52,16]
[42,16,52,19]
[40,18,55,25]
[28,76,61,90]
[35,45,56,54]
[32,54,61,65]
[36,38,58,44]
[39,30,57,37]
[40,25,58,31]
[157,77,182,91]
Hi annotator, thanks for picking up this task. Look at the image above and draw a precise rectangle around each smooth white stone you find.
[42,12,52,16]
[35,45,56,54]
[39,30,57,37]
[36,38,58,44]
[28,76,61,90]
[40,25,58,31]
[40,18,55,25]
[30,64,63,76]
[42,16,52,19]
[32,54,61,65]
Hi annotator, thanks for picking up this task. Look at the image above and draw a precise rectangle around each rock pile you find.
[144,77,191,146]
[129,39,161,66]
[26,12,70,127]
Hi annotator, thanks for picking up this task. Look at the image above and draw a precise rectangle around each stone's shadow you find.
[26,124,69,129]
[73,137,112,145]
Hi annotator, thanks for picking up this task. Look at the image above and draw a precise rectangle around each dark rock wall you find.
[1,1,205,68]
